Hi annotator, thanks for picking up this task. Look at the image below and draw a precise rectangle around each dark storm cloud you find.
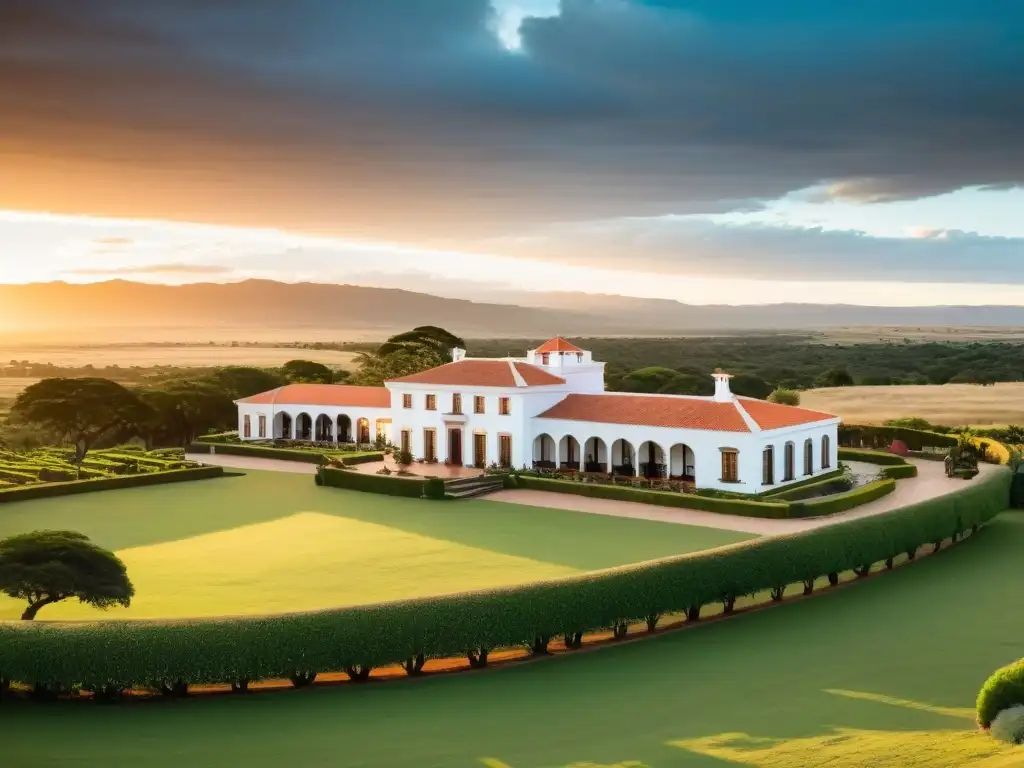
[1,1,1021,254]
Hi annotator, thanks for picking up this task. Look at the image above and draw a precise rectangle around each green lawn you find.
[0,470,749,619]
[3,512,1022,767]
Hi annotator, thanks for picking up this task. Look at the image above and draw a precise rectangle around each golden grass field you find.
[0,343,359,369]
[801,382,1024,427]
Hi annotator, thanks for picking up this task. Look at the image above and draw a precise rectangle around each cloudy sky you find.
[0,1,1021,305]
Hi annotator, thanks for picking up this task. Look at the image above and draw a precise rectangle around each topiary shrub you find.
[422,477,447,500]
[991,705,1024,745]
[978,659,1024,728]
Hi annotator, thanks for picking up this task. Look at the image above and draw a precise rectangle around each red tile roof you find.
[237,384,390,408]
[388,359,564,387]
[535,336,584,354]
[537,393,752,432]
[736,397,837,430]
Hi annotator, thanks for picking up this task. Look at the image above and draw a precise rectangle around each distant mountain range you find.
[5,279,1024,339]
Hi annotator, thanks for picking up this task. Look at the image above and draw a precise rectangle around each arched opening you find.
[274,412,292,440]
[356,417,370,444]
[783,441,795,481]
[558,435,581,470]
[532,433,556,469]
[295,413,313,441]
[611,438,636,476]
[821,434,831,468]
[804,438,814,475]
[638,440,667,478]
[314,414,333,442]
[337,414,352,443]
[670,443,695,482]
[584,437,608,473]
[762,445,775,485]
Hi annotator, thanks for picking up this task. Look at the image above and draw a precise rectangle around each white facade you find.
[235,338,840,494]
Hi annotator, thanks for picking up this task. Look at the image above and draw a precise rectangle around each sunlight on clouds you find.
[490,0,561,49]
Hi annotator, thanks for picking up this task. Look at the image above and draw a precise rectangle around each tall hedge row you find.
[839,424,958,451]
[0,468,1008,691]
[0,466,225,504]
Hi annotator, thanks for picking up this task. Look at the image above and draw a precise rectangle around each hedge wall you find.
[837,447,910,466]
[515,475,791,518]
[0,466,225,504]
[318,466,425,498]
[0,468,1008,691]
[977,658,1024,728]
[839,424,958,451]
[787,479,895,518]
[760,469,847,500]
[189,442,382,466]
[882,464,919,480]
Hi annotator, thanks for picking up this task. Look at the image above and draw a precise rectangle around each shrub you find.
[0,466,225,504]
[0,467,1007,692]
[422,477,447,500]
[767,388,800,406]
[837,448,910,466]
[319,466,424,498]
[978,659,1024,728]
[991,705,1024,745]
[516,475,791,518]
[881,464,919,480]
[788,479,895,518]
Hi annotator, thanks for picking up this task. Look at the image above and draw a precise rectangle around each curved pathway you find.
[185,452,1001,536]
[487,459,1001,535]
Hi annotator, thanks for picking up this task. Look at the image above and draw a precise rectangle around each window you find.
[474,395,485,414]
[576,352,583,362]
[402,393,412,409]
[425,394,436,411]
[424,428,437,462]
[762,446,774,485]
[541,352,550,365]
[783,442,795,481]
[721,449,739,483]
[258,414,266,438]
[243,414,251,438]
[499,397,511,415]
[452,393,462,414]
[821,434,831,468]
[499,434,512,468]
[400,429,411,455]
[804,439,814,476]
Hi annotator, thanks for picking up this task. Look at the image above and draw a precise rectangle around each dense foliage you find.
[351,326,465,387]
[978,658,1024,728]
[0,530,134,620]
[990,706,1024,745]
[0,446,199,487]
[0,468,1007,692]
[467,337,1024,390]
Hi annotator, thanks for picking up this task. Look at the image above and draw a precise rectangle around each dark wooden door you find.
[449,429,463,465]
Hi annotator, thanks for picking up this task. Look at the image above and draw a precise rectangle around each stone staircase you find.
[444,474,505,499]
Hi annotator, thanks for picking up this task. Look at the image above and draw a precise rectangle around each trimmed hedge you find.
[787,479,895,518]
[0,468,1009,692]
[760,469,848,500]
[839,424,958,451]
[0,466,225,504]
[882,464,919,480]
[838,447,910,466]
[515,475,791,519]
[318,466,424,498]
[977,658,1024,728]
[189,442,382,466]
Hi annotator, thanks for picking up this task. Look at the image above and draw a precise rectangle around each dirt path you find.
[185,452,317,475]
[486,459,1001,536]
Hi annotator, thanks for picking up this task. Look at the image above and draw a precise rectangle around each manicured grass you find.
[0,470,749,619]
[3,512,1022,766]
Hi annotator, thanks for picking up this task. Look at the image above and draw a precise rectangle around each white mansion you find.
[236,337,840,494]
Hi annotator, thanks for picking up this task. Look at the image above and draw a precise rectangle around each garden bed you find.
[189,441,382,466]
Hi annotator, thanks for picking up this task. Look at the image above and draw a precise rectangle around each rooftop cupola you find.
[451,347,467,362]
[527,336,592,368]
[712,368,733,402]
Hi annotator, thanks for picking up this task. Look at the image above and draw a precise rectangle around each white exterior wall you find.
[754,419,841,494]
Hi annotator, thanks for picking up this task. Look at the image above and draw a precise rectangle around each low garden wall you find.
[0,467,1008,693]
[189,442,382,466]
[316,466,438,498]
[0,466,226,504]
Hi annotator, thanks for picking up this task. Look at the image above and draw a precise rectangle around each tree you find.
[351,326,465,387]
[377,326,465,359]
[728,373,773,399]
[621,366,681,393]
[815,367,855,388]
[281,359,334,384]
[11,378,153,471]
[0,530,134,620]
[140,379,235,446]
[767,388,801,406]
[207,366,286,400]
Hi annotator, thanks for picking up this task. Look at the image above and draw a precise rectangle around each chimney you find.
[712,368,733,402]
[451,347,466,362]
